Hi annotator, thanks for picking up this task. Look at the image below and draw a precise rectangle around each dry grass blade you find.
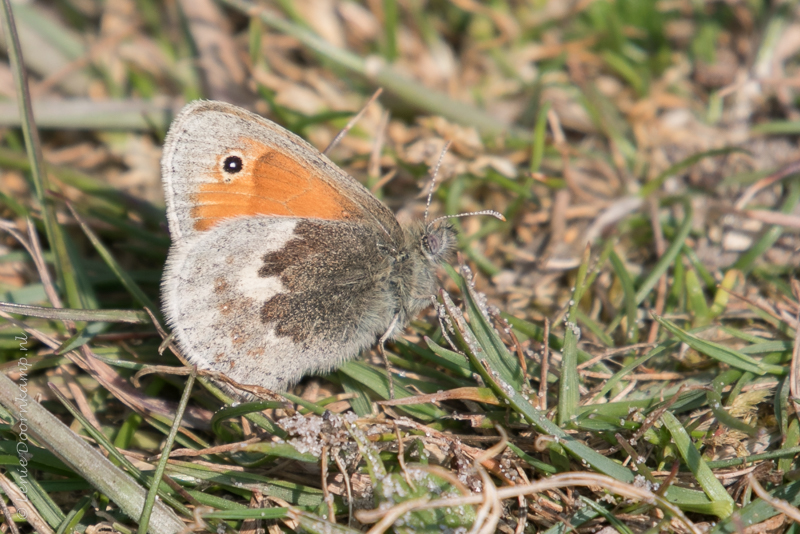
[0,302,149,323]
[0,472,52,534]
[735,159,800,209]
[0,217,60,307]
[364,497,430,534]
[0,373,186,533]
[791,280,800,425]
[324,87,383,155]
[749,473,800,524]
[357,472,701,534]
[377,386,500,406]
[0,99,182,129]
[1,310,212,428]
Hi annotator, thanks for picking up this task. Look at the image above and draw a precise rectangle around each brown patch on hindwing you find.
[258,220,391,346]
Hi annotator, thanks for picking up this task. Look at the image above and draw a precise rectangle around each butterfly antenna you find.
[323,87,384,156]
[428,210,506,229]
[424,140,453,225]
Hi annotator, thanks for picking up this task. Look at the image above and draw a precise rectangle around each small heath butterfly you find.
[161,100,464,393]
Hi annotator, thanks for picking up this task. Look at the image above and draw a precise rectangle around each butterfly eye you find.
[425,233,440,254]
[223,155,243,174]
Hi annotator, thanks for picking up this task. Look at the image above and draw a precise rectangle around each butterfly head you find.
[420,220,457,264]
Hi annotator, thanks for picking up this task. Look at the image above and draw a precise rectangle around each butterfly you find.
[161,100,468,394]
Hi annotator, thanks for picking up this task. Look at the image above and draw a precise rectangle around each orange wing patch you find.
[191,138,359,231]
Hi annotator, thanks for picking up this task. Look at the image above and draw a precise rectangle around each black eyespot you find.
[223,155,243,174]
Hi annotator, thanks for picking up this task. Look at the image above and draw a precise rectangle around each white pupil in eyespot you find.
[223,155,243,174]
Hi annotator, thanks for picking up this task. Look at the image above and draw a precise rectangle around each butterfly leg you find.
[378,313,400,399]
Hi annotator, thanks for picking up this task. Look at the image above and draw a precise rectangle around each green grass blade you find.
[706,389,757,437]
[502,313,614,375]
[0,373,186,533]
[574,308,614,347]
[138,370,195,533]
[581,496,636,534]
[506,442,558,474]
[609,249,639,343]
[635,198,692,305]
[661,411,734,517]
[339,370,374,417]
[591,340,678,402]
[0,146,166,225]
[446,265,524,388]
[440,290,636,482]
[382,0,398,61]
[559,245,592,426]
[541,507,600,534]
[732,178,800,274]
[0,0,85,309]
[197,507,288,521]
[602,50,644,96]
[685,267,710,326]
[410,338,473,377]
[338,361,446,420]
[164,461,326,507]
[655,315,783,375]
[56,321,108,355]
[68,204,159,313]
[291,510,361,533]
[776,374,792,437]
[55,493,92,534]
[711,480,800,533]
[752,120,800,134]
[779,420,800,474]
[640,147,748,198]
[47,382,193,517]
[530,101,551,173]
[708,269,740,318]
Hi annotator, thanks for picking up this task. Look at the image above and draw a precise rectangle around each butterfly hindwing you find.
[163,216,401,391]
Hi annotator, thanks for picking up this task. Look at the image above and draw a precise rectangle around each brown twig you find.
[321,445,336,523]
[356,472,700,534]
[324,87,383,155]
[735,159,800,210]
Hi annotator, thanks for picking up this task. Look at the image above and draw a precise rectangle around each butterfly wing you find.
[163,217,400,392]
[161,101,406,392]
[161,100,403,244]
